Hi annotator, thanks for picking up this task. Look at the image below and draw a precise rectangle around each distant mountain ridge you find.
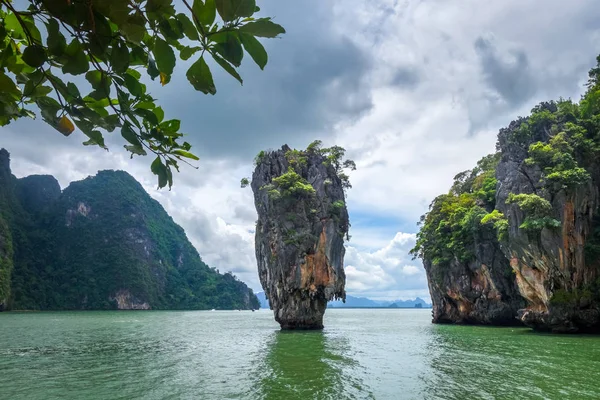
[329,295,432,308]
[0,149,259,311]
[256,292,431,309]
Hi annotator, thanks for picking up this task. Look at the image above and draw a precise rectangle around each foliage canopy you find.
[0,0,284,188]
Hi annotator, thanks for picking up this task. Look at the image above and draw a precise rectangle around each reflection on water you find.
[0,310,599,400]
[424,324,600,400]
[253,330,374,399]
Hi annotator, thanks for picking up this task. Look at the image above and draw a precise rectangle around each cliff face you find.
[0,149,15,310]
[413,153,525,326]
[425,224,524,325]
[495,103,600,332]
[251,144,351,329]
[0,149,260,311]
[0,216,12,311]
[416,62,600,332]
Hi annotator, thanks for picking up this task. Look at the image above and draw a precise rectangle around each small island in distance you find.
[255,292,431,309]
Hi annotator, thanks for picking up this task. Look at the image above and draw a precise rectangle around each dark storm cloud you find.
[474,37,536,107]
[161,0,372,160]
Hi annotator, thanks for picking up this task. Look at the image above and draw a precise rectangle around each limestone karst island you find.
[1,0,600,399]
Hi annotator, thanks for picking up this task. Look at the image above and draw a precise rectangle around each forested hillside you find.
[0,149,259,311]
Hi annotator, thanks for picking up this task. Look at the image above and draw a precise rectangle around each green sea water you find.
[0,309,599,399]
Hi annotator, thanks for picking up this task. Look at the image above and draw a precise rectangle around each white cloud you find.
[344,233,430,301]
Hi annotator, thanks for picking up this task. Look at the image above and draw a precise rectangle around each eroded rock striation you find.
[424,227,525,325]
[495,102,600,332]
[415,57,600,332]
[251,143,352,329]
[413,154,525,326]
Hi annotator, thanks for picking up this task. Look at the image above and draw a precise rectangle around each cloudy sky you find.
[4,0,600,302]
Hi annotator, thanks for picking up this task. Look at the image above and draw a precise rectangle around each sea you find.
[0,309,599,399]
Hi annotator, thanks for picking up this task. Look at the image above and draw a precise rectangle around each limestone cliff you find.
[413,154,525,325]
[425,224,524,325]
[250,143,352,329]
[415,55,600,332]
[495,102,600,332]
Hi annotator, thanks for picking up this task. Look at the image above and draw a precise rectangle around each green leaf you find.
[124,144,147,156]
[85,70,103,89]
[134,108,159,125]
[62,39,89,75]
[134,101,155,110]
[19,109,36,119]
[212,53,242,85]
[35,97,61,123]
[124,72,144,96]
[127,69,142,80]
[121,122,142,146]
[193,0,216,28]
[180,46,201,61]
[176,13,199,41]
[215,0,255,22]
[130,46,148,66]
[239,32,267,69]
[67,82,81,98]
[0,72,21,101]
[89,72,111,97]
[92,0,130,26]
[159,18,183,41]
[151,156,169,188]
[0,102,20,123]
[81,129,106,148]
[154,107,165,123]
[240,18,285,38]
[4,13,25,39]
[146,0,176,19]
[46,74,70,101]
[111,41,130,74]
[154,37,176,76]
[213,32,243,67]
[22,45,47,68]
[121,13,146,44]
[101,114,120,132]
[160,119,180,133]
[46,19,66,56]
[20,14,42,43]
[173,149,200,160]
[186,56,216,94]
[166,166,173,188]
[23,83,52,98]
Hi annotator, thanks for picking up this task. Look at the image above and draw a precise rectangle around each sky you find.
[3,0,600,303]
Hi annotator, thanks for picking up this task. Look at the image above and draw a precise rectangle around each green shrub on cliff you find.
[525,130,591,191]
[272,168,316,198]
[411,153,499,267]
[481,210,508,241]
[248,141,356,197]
[505,193,561,231]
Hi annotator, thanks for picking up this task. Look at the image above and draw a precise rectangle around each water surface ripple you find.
[0,309,599,399]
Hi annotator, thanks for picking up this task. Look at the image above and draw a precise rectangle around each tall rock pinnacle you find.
[250,142,354,329]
